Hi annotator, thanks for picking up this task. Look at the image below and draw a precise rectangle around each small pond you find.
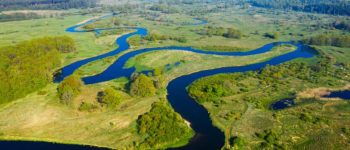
[270,98,295,110]
[323,90,350,100]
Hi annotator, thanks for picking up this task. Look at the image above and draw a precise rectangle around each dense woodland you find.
[247,0,350,16]
[0,36,76,104]
[0,0,96,11]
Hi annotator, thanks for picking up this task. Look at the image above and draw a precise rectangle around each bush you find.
[97,87,123,108]
[57,75,83,104]
[79,102,98,112]
[130,74,156,97]
[224,28,243,39]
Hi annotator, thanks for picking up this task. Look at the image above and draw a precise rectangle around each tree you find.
[57,75,83,104]
[97,87,123,108]
[130,74,156,97]
[225,28,242,39]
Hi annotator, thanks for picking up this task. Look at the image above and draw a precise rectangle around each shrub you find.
[57,75,83,104]
[79,102,98,112]
[97,87,123,108]
[130,74,156,97]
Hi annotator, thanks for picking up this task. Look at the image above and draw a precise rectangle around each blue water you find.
[323,90,350,99]
[0,141,107,150]
[6,14,317,150]
[270,98,295,110]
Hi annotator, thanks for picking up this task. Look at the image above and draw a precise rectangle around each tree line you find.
[0,0,97,11]
[303,34,350,48]
[0,36,76,104]
[247,0,350,16]
[195,26,243,39]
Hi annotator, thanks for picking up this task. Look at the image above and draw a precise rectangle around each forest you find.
[248,0,350,15]
[0,36,76,104]
[0,0,97,11]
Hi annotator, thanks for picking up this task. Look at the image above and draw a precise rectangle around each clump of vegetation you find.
[196,26,243,39]
[303,34,350,48]
[128,35,142,46]
[97,87,124,108]
[57,75,84,104]
[137,101,193,149]
[255,129,283,149]
[130,74,156,97]
[264,32,280,39]
[0,36,76,104]
[78,102,98,112]
[144,30,187,43]
[224,28,243,39]
[229,136,245,149]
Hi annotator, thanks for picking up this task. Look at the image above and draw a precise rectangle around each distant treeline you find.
[0,0,96,11]
[247,0,350,16]
[0,13,42,22]
[304,34,350,48]
[0,36,76,104]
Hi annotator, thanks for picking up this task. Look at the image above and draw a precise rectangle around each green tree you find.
[225,28,242,39]
[98,87,123,108]
[130,74,156,97]
[57,75,83,104]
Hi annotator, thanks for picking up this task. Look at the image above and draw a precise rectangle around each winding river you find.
[7,14,317,149]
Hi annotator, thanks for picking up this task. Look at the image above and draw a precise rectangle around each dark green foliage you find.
[303,34,350,48]
[0,0,97,11]
[196,26,242,39]
[255,129,283,149]
[0,36,76,104]
[57,75,83,104]
[341,127,350,137]
[248,0,350,16]
[194,45,246,52]
[130,74,156,97]
[264,32,279,39]
[137,101,192,148]
[143,30,187,43]
[230,136,245,149]
[97,87,123,108]
[78,102,98,112]
[224,28,243,39]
